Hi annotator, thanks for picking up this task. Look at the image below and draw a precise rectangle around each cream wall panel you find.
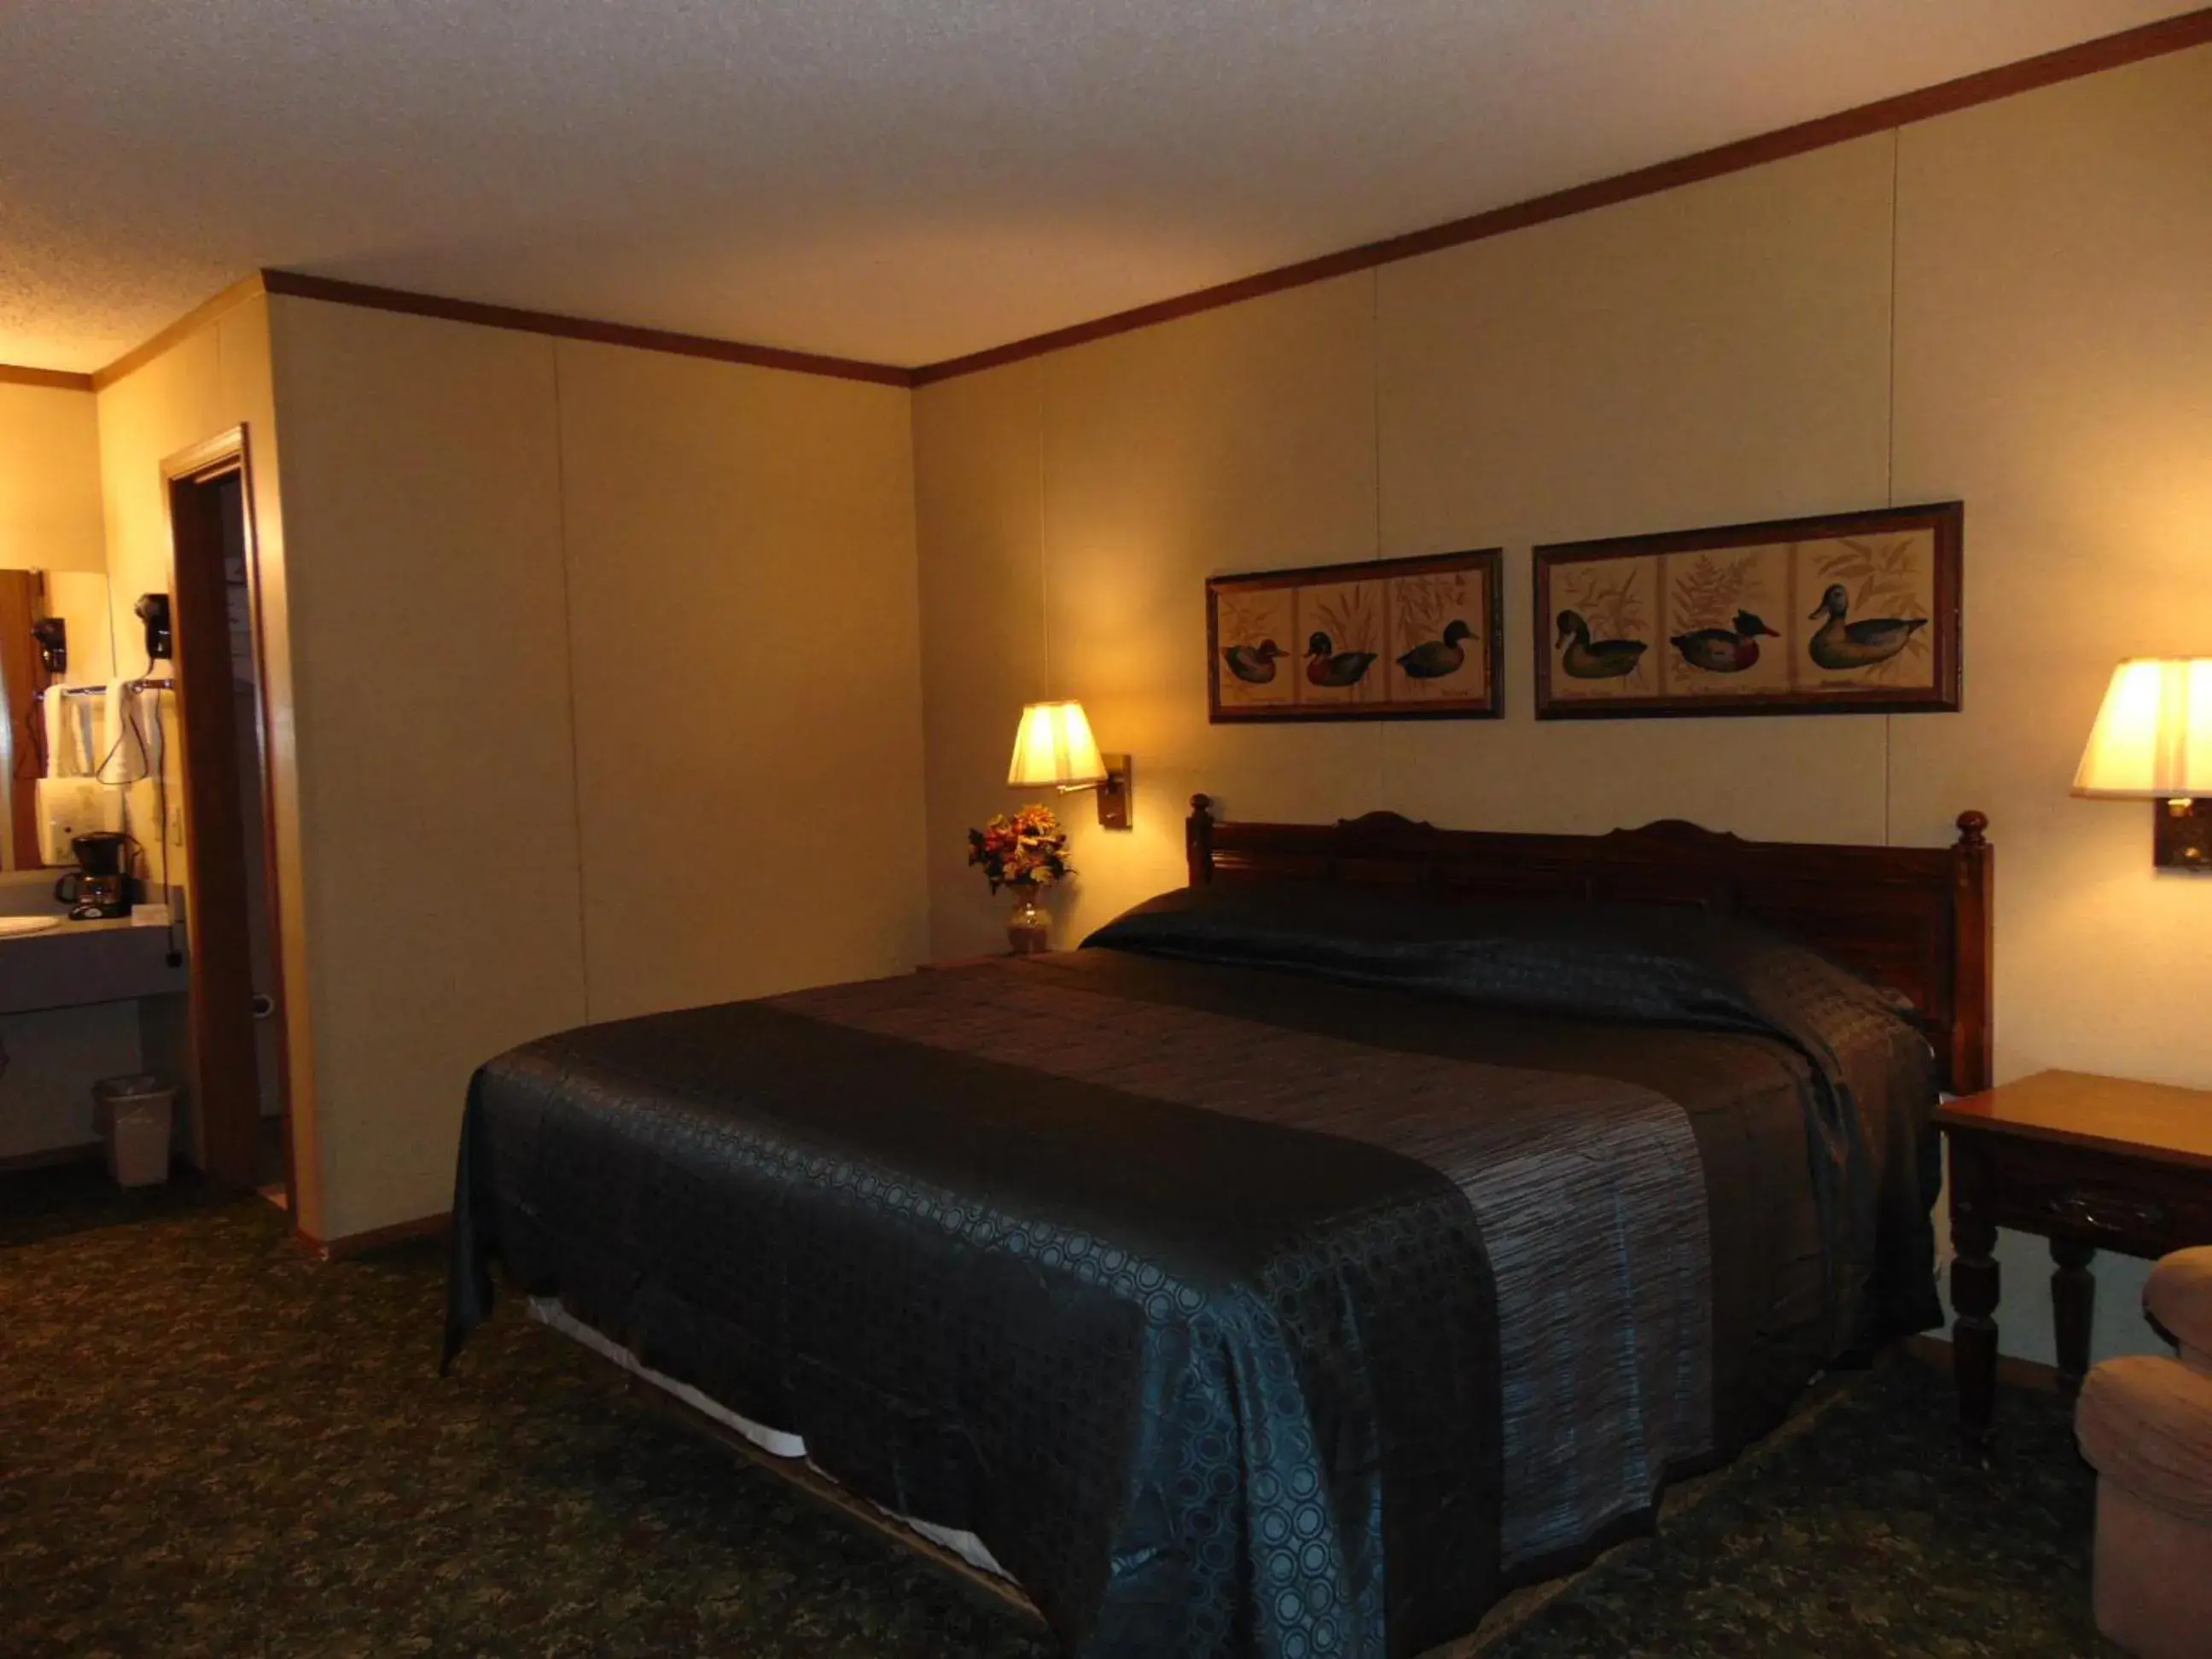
[1893,48,2212,1366]
[915,360,1051,959]
[97,323,224,659]
[228,299,320,1229]
[910,66,2212,1367]
[1022,276,1382,946]
[555,341,927,1017]
[270,300,585,1239]
[91,295,322,1216]
[1892,47,2212,1086]
[1377,135,1897,843]
[0,381,105,573]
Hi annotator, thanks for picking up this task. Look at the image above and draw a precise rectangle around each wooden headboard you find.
[1184,795,1994,1094]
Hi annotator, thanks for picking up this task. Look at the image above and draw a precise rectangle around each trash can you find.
[93,1074,177,1189]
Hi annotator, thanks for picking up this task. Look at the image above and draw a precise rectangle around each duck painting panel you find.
[1662,544,1790,697]
[1207,548,1502,722]
[1385,566,1491,707]
[1796,530,1939,691]
[1296,581,1386,707]
[1545,554,1659,703]
[1214,584,1297,708]
[1534,501,1961,719]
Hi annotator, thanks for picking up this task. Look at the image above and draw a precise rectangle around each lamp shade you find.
[2073,659,2212,798]
[1007,700,1106,788]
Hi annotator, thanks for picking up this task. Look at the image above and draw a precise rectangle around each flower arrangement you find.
[967,803,1072,894]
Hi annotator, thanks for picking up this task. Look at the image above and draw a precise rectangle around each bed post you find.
[1187,795,1215,887]
[1950,810,1994,1094]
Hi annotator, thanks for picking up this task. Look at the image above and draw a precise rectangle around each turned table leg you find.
[1951,1214,2000,1464]
[2052,1237,2098,1401]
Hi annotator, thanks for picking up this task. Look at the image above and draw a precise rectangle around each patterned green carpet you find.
[1,1168,2119,1657]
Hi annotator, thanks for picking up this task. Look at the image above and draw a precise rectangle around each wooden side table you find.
[1936,1069,2212,1463]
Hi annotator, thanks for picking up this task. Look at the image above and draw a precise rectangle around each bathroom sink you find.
[0,916,61,939]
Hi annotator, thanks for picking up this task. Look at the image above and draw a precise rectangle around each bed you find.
[445,797,1994,1659]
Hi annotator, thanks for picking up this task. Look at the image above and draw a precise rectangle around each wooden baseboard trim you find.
[302,1210,451,1260]
[911,7,2212,384]
[0,363,94,393]
[1901,1331,2062,1394]
[0,1140,103,1174]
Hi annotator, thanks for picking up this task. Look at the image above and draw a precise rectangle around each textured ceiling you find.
[0,1,2197,373]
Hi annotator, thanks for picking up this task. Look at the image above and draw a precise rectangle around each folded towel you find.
[40,687,71,777]
[137,685,167,787]
[71,692,97,777]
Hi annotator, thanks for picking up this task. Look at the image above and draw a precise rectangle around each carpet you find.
[0,1172,2120,1657]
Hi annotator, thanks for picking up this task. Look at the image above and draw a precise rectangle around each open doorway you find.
[160,428,291,1207]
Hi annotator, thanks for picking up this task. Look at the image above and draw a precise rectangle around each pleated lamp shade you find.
[2073,659,2212,800]
[1007,700,1107,788]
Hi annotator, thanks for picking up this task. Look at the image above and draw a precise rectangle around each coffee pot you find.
[55,830,135,920]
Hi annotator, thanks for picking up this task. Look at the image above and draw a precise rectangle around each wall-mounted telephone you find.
[31,617,67,675]
[135,593,172,661]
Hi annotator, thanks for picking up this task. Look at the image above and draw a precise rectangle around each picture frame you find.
[1208,548,1504,723]
[1533,501,1962,719]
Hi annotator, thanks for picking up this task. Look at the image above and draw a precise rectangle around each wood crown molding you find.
[911,5,2212,384]
[91,273,269,391]
[0,363,94,393]
[258,270,917,387]
[77,6,2212,395]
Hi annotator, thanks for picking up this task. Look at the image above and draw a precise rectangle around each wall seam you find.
[1883,125,1901,847]
[1037,363,1051,698]
[547,344,595,1022]
[1370,268,1387,803]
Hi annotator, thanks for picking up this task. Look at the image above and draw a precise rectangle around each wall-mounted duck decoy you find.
[1395,619,1474,680]
[1556,609,1648,680]
[1806,584,1926,671]
[1305,631,1377,687]
[1222,639,1286,684]
[1669,609,1778,674]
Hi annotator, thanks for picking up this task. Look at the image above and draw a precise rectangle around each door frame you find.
[160,425,294,1202]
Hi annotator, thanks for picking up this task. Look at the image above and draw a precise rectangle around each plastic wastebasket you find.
[93,1074,177,1189]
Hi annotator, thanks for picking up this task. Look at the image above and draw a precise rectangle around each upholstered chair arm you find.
[2079,1354,2212,1524]
[2145,1247,2212,1376]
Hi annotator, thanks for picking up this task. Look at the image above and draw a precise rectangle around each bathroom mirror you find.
[0,568,117,871]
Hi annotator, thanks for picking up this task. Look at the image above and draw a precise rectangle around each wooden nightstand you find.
[1936,1070,2212,1463]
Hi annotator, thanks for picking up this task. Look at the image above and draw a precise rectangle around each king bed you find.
[445,797,1994,1659]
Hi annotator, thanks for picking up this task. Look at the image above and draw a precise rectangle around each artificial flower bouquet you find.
[966,803,1072,893]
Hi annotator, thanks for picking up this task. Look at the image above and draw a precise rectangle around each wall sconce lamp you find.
[2073,657,2212,870]
[1007,700,1132,830]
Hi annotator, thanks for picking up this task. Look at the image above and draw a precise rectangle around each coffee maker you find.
[55,831,134,921]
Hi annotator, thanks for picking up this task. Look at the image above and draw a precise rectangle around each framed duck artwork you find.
[1208,548,1503,723]
[1533,501,1962,719]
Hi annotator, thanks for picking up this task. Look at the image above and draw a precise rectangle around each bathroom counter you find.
[0,918,189,1016]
